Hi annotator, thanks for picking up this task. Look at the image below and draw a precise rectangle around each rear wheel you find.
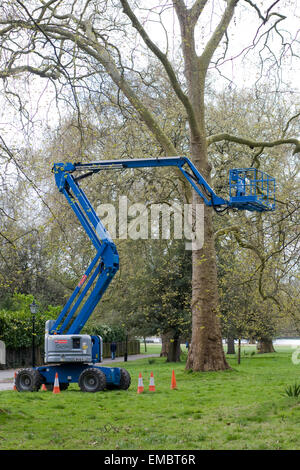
[15,368,43,392]
[78,368,106,392]
[119,368,131,390]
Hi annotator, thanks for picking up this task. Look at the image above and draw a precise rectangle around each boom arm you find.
[55,157,228,207]
[51,156,275,335]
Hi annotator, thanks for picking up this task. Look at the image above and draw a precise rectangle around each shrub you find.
[84,323,126,343]
[284,383,300,398]
[0,294,128,348]
[0,293,59,348]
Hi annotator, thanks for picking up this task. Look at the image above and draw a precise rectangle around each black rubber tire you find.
[45,382,69,391]
[15,368,43,392]
[119,368,131,390]
[78,368,106,392]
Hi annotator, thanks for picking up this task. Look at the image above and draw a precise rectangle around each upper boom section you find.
[53,156,275,212]
[53,156,228,209]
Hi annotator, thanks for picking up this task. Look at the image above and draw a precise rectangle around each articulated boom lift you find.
[15,157,275,392]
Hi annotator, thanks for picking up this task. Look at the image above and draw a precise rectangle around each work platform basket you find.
[229,168,275,212]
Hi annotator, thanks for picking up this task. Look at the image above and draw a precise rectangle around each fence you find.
[102,340,140,359]
[0,340,5,365]
[0,340,140,369]
[1,346,43,369]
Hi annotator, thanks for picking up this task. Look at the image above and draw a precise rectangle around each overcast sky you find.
[0,1,299,155]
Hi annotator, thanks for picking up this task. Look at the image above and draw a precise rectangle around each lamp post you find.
[30,300,38,368]
[124,332,128,362]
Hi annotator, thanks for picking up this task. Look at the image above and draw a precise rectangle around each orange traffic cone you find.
[13,372,17,391]
[53,373,60,394]
[149,371,156,392]
[41,383,47,391]
[170,369,177,389]
[137,373,144,394]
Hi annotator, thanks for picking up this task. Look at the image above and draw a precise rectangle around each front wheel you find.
[119,368,131,390]
[78,368,106,392]
[15,368,43,392]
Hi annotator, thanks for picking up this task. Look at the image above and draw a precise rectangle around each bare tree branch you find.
[120,0,201,141]
[200,0,239,70]
[207,133,300,154]
[0,65,59,79]
[282,111,300,137]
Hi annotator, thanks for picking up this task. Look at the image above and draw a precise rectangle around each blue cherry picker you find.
[15,157,275,392]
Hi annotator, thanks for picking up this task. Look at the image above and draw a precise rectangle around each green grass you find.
[1,346,300,450]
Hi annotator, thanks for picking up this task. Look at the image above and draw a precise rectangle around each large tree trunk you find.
[257,339,276,353]
[167,337,181,363]
[186,199,229,371]
[109,0,234,372]
[175,5,231,371]
[160,332,171,357]
[185,113,230,371]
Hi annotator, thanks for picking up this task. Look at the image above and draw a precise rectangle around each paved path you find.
[0,353,160,391]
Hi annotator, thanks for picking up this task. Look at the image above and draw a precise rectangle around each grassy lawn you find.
[1,345,300,450]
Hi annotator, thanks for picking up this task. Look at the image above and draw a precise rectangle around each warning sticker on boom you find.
[78,274,87,288]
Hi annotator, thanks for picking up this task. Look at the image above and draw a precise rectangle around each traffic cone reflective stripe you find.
[53,373,60,394]
[137,373,144,393]
[171,369,177,389]
[149,372,156,392]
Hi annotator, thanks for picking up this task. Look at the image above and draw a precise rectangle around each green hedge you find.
[0,293,59,348]
[0,293,127,348]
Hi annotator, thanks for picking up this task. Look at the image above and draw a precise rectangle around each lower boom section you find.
[15,364,131,393]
